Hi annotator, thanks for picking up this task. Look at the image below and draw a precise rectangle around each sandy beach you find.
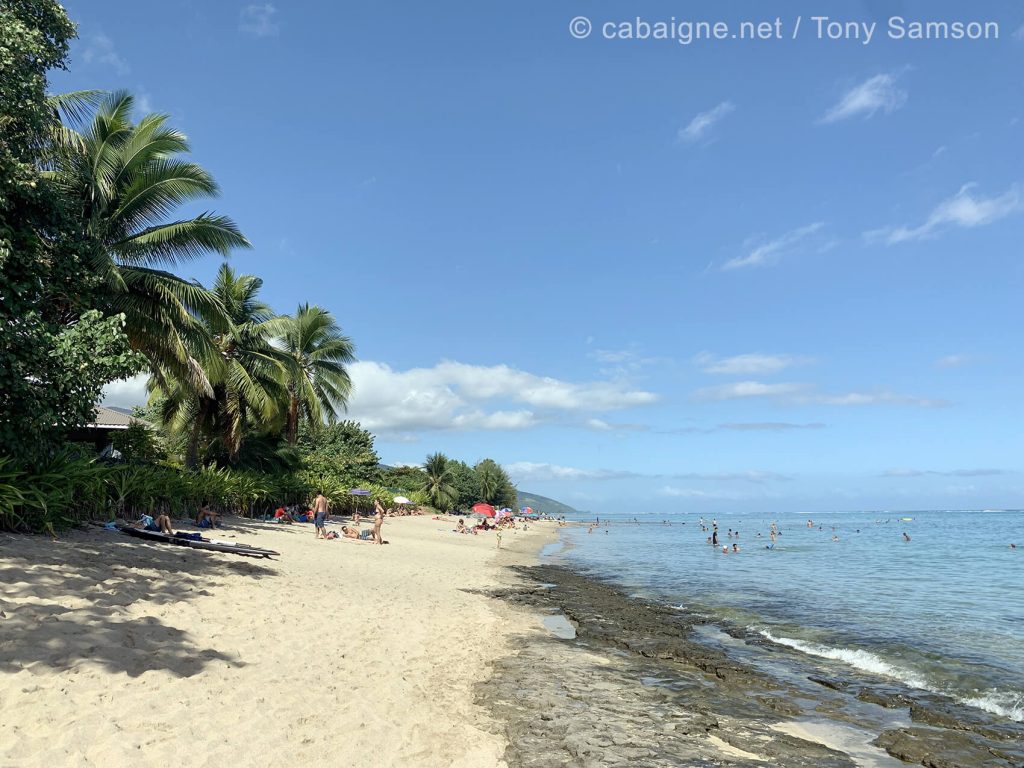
[0,516,556,767]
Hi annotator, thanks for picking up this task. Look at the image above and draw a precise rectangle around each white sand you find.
[0,516,555,767]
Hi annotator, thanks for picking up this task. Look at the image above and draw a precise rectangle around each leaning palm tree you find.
[154,264,287,467]
[266,304,356,444]
[45,90,248,393]
[421,453,456,512]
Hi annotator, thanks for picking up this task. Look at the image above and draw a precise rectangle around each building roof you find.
[86,406,144,430]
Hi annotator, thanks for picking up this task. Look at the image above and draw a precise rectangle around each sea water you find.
[546,509,1024,722]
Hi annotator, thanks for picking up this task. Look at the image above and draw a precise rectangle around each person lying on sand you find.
[341,525,374,541]
[340,525,389,544]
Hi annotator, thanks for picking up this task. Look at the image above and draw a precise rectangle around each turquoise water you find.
[547,509,1024,722]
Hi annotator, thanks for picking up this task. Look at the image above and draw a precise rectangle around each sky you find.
[60,0,1024,515]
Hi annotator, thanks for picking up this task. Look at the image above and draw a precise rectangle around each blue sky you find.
[65,0,1024,514]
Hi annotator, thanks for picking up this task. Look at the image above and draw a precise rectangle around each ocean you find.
[543,509,1024,723]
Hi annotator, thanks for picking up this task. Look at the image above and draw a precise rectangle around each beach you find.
[5,514,1023,768]
[0,516,555,768]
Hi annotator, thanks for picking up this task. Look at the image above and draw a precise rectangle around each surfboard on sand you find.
[117,525,280,559]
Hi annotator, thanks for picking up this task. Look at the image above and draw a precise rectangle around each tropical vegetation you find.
[0,0,520,533]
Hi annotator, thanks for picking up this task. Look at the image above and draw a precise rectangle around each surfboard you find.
[117,526,280,558]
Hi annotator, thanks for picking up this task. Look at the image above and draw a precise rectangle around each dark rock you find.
[809,675,850,692]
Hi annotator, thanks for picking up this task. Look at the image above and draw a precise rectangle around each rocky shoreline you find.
[477,564,1024,767]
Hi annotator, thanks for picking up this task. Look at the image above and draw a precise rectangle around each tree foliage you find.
[0,1,142,465]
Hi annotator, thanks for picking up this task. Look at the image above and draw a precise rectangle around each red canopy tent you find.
[471,503,496,518]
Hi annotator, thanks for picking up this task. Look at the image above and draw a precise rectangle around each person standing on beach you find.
[313,491,330,539]
[372,499,385,545]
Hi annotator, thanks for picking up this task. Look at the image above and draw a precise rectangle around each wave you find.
[961,690,1024,722]
[757,629,1023,722]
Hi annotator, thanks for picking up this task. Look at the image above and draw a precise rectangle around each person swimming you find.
[732,543,739,553]
[903,532,911,542]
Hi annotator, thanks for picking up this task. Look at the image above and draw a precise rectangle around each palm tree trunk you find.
[185,399,209,469]
[287,392,299,445]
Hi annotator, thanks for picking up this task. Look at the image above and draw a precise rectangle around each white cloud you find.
[678,101,735,143]
[136,91,153,115]
[801,391,948,407]
[506,463,788,484]
[820,73,907,124]
[694,381,808,401]
[83,33,130,74]
[719,422,825,431]
[588,348,662,377]
[240,3,279,37]
[869,184,1023,245]
[660,486,750,500]
[1014,24,1024,40]
[693,381,948,408]
[883,468,1006,478]
[506,462,637,482]
[722,222,825,270]
[695,352,810,376]
[101,374,149,409]
[345,360,658,434]
[936,354,971,369]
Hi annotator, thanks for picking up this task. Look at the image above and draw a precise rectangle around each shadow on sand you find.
[0,522,279,678]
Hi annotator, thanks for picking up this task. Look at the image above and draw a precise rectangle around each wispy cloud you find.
[936,354,972,369]
[506,462,639,482]
[867,184,1023,245]
[722,222,825,270]
[83,33,130,74]
[695,352,811,376]
[1014,24,1024,41]
[506,463,789,484]
[882,468,1007,478]
[588,348,662,377]
[694,382,808,401]
[718,422,825,432]
[345,360,658,435]
[240,3,279,37]
[820,73,907,124]
[693,381,948,408]
[678,101,735,144]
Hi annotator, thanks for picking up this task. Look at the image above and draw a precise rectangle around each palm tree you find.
[421,453,456,512]
[267,304,356,444]
[45,90,248,393]
[154,264,286,467]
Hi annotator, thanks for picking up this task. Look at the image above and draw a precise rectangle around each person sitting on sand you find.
[196,505,219,529]
[140,513,173,534]
[273,507,293,524]
[455,519,466,534]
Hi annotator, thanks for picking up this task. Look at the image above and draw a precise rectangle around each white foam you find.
[758,629,929,689]
[757,629,1024,722]
[961,690,1024,722]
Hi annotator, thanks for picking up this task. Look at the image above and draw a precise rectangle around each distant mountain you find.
[517,490,581,518]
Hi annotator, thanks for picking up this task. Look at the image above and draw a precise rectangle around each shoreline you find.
[0,515,557,767]
[479,561,1024,767]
